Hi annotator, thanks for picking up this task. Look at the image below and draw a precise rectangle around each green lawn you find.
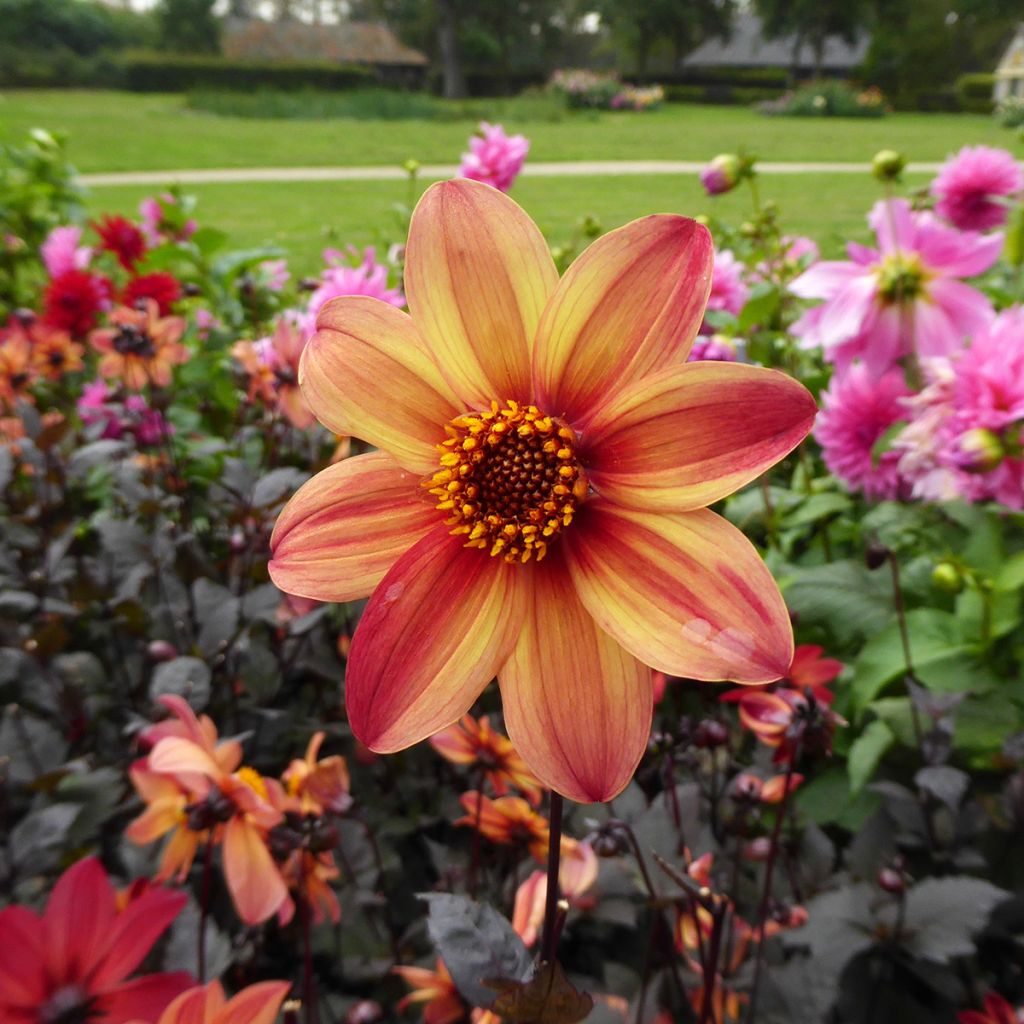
[0,89,1014,173]
[85,171,931,278]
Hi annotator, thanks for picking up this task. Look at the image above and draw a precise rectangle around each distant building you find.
[222,18,428,85]
[681,13,869,76]
[995,23,1024,103]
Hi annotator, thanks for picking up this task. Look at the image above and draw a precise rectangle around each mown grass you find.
[0,89,1014,173]
[84,171,932,278]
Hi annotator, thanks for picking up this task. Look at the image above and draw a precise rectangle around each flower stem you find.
[744,751,798,1024]
[539,793,564,964]
[468,769,484,899]
[198,838,213,982]
[300,889,318,1024]
[888,553,925,749]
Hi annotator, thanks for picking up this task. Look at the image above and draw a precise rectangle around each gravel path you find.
[80,159,944,187]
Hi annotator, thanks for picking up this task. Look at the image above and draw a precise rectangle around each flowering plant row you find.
[0,121,1022,1024]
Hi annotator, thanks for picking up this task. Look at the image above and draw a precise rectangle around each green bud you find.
[931,562,962,594]
[873,150,906,182]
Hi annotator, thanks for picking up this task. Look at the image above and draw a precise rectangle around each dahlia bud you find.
[865,540,890,570]
[700,153,743,196]
[954,428,1004,474]
[931,561,963,594]
[872,149,906,182]
[402,159,420,176]
[744,836,772,861]
[877,866,907,894]
[693,719,729,749]
[346,1002,383,1024]
[146,639,178,661]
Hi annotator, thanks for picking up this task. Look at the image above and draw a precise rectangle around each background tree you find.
[754,0,873,78]
[156,0,220,53]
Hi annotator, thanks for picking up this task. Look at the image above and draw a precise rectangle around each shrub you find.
[114,52,374,92]
[997,95,1024,129]
[956,73,996,115]
[758,79,886,118]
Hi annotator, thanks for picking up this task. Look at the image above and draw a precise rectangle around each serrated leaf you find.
[252,467,308,508]
[484,961,594,1024]
[784,560,892,647]
[899,877,1008,962]
[419,892,532,1008]
[192,578,240,658]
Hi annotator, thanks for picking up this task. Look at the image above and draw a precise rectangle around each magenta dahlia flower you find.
[459,122,529,193]
[300,247,404,338]
[791,199,999,376]
[815,363,911,499]
[41,226,92,278]
[931,145,1023,232]
[702,248,749,331]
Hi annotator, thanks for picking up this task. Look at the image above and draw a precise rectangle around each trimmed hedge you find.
[654,66,791,89]
[956,73,996,114]
[664,83,785,106]
[115,52,374,92]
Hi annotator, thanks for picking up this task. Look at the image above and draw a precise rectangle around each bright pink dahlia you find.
[791,198,999,376]
[689,333,739,362]
[702,248,750,331]
[931,145,1023,233]
[41,226,92,278]
[458,122,529,193]
[943,307,1024,508]
[815,363,911,499]
[300,248,404,339]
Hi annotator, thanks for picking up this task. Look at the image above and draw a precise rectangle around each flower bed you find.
[1,121,1023,1024]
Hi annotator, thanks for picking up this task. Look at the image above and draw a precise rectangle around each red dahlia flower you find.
[122,272,181,317]
[43,269,111,336]
[0,857,191,1024]
[93,215,146,271]
[270,179,816,803]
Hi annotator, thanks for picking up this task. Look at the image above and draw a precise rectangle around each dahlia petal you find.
[42,857,117,985]
[219,982,292,1024]
[564,502,792,682]
[583,361,817,512]
[89,886,187,989]
[0,907,47,1006]
[404,178,558,408]
[301,296,461,474]
[93,973,194,1024]
[147,738,220,794]
[498,551,651,803]
[927,278,994,348]
[910,298,967,360]
[533,215,713,424]
[788,260,863,300]
[269,451,436,602]
[869,198,915,253]
[914,215,1004,278]
[815,275,877,348]
[345,526,525,752]
[223,818,289,925]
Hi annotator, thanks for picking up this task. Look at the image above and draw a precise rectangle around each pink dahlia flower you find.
[299,248,404,339]
[942,307,1024,508]
[931,145,1023,232]
[459,122,529,193]
[689,333,740,362]
[41,226,92,278]
[702,248,749,331]
[791,198,999,376]
[815,364,911,499]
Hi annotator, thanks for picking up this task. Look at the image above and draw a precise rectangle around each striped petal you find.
[300,296,461,474]
[583,361,817,512]
[222,818,289,926]
[498,549,652,804]
[564,502,792,683]
[533,215,712,425]
[269,451,436,603]
[346,525,526,752]
[404,179,558,409]
[219,982,292,1024]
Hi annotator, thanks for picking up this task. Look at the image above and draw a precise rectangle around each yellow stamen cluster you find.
[235,765,269,801]
[426,400,588,564]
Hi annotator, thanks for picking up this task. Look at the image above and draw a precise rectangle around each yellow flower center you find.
[876,252,927,304]
[235,765,269,801]
[426,400,588,564]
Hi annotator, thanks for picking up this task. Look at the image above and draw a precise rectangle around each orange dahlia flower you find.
[430,714,544,806]
[270,179,816,804]
[90,299,188,390]
[126,980,291,1024]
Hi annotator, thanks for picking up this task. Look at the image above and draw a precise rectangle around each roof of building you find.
[222,18,429,67]
[682,13,870,71]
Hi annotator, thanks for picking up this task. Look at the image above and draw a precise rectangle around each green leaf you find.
[994,551,1024,592]
[1004,203,1024,267]
[870,422,905,467]
[796,767,880,829]
[781,491,852,529]
[848,720,895,794]
[738,286,780,332]
[850,609,971,709]
[784,560,893,647]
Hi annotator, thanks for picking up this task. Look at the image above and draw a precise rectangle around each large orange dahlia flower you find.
[270,179,816,804]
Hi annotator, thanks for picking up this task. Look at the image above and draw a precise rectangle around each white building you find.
[995,23,1024,103]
